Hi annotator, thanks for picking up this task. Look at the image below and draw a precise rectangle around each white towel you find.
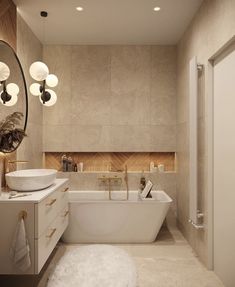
[10,218,31,272]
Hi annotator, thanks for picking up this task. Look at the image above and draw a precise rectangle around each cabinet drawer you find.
[57,184,69,209]
[36,183,69,238]
[35,209,69,273]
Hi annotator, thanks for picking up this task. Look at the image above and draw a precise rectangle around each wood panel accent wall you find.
[0,0,16,50]
[45,152,175,172]
[0,0,16,186]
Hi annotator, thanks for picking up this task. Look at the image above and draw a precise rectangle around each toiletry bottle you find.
[61,155,68,172]
[67,157,73,172]
[158,164,165,173]
[79,162,84,172]
[150,161,155,172]
[74,163,78,172]
[140,171,146,191]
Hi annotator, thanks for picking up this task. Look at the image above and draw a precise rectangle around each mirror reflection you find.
[0,40,28,153]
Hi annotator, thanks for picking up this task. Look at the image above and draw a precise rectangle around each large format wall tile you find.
[111,90,150,125]
[110,125,151,152]
[150,125,176,151]
[151,46,176,126]
[71,46,111,126]
[111,46,151,94]
[43,45,72,125]
[43,124,72,152]
[70,125,111,152]
[43,45,177,152]
[16,15,43,168]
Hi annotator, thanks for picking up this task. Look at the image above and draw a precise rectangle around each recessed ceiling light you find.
[76,6,84,11]
[153,6,161,11]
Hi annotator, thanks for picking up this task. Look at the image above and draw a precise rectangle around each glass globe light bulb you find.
[30,83,41,96]
[0,62,10,81]
[46,74,58,88]
[39,89,57,106]
[0,92,18,106]
[29,61,49,81]
[6,83,19,96]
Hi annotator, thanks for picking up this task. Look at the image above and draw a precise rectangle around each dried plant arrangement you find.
[0,112,26,152]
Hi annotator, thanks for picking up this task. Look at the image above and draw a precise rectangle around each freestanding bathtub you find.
[62,190,172,243]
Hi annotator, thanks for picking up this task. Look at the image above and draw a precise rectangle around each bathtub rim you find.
[67,190,173,204]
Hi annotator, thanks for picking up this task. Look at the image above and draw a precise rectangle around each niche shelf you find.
[44,152,176,172]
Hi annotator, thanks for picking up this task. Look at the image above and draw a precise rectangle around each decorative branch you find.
[0,112,26,152]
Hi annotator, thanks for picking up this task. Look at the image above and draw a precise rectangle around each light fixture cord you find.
[43,16,45,43]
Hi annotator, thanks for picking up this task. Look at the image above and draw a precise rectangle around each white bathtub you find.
[62,190,172,243]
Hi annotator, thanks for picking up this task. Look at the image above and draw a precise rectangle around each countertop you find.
[0,179,69,203]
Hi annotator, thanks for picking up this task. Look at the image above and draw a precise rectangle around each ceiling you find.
[13,0,203,45]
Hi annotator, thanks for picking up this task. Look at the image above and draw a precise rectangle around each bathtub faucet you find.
[98,175,122,200]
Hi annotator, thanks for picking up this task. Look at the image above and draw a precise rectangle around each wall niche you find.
[44,152,175,172]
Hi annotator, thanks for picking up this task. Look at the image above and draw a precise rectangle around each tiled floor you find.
[43,226,224,287]
[0,226,224,287]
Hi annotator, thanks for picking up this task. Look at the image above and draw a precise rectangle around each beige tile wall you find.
[176,0,235,267]
[16,15,43,168]
[43,45,176,152]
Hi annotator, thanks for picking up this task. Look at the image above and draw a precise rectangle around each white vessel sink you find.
[5,169,57,191]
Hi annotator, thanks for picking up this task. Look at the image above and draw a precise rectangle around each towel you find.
[10,218,31,272]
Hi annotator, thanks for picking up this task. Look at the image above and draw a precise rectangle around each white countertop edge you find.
[0,178,69,203]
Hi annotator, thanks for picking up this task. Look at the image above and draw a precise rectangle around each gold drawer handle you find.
[62,187,69,193]
[62,210,69,217]
[46,228,56,238]
[46,198,57,206]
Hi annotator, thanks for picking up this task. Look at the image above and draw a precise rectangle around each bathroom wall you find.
[176,0,235,266]
[16,15,43,168]
[43,45,176,152]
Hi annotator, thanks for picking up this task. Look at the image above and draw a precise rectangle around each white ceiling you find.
[13,0,203,45]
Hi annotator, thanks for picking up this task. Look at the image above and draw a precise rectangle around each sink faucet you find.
[5,159,29,173]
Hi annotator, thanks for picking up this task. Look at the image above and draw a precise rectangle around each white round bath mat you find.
[47,245,137,287]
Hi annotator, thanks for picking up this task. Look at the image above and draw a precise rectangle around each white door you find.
[213,43,235,287]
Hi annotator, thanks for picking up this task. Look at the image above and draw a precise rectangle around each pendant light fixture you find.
[0,61,20,106]
[29,11,58,107]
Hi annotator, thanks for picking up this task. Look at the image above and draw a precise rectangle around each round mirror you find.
[0,40,28,153]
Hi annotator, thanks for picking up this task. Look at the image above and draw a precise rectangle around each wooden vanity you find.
[0,179,69,274]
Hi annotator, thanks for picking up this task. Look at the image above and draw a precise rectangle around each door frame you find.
[207,35,235,270]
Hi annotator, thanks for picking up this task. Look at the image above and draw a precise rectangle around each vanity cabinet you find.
[0,179,69,274]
